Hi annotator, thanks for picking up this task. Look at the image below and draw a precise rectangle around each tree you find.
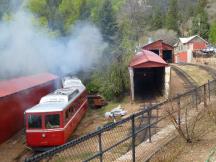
[79,0,91,20]
[0,0,23,19]
[165,0,178,32]
[151,6,164,30]
[150,29,178,45]
[209,22,216,45]
[98,0,119,45]
[28,0,82,35]
[58,0,82,33]
[192,0,209,39]
[28,0,64,34]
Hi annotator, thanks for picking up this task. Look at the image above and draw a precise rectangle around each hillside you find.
[0,0,215,99]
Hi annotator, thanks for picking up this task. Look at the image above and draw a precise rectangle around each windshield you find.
[28,114,42,129]
[45,114,60,129]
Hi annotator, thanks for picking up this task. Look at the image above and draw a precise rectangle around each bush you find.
[86,82,99,94]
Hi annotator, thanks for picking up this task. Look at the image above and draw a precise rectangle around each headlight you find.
[42,133,46,138]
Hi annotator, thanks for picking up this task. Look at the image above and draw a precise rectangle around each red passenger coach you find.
[0,73,59,144]
[25,78,88,149]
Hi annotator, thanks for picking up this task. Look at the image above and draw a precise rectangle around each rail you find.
[178,62,216,79]
[170,64,199,88]
[25,79,216,162]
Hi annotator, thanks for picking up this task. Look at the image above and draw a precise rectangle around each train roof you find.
[0,73,58,97]
[62,77,83,88]
[25,102,67,113]
[25,79,86,113]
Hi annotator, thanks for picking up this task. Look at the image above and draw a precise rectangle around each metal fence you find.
[25,79,216,162]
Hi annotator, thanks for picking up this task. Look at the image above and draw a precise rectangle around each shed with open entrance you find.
[142,40,174,63]
[129,50,170,101]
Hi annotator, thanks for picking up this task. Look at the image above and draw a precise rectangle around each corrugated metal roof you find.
[0,73,58,97]
[129,50,168,68]
[179,35,208,44]
[142,40,174,50]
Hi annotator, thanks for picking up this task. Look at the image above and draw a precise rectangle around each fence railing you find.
[25,79,216,162]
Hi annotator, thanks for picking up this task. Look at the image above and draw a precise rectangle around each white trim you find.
[179,35,208,44]
[26,100,88,132]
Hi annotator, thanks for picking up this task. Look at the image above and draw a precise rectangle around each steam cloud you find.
[0,10,106,79]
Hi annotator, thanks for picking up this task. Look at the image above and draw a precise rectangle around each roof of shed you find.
[129,50,168,68]
[142,40,174,50]
[0,73,58,97]
[179,35,208,44]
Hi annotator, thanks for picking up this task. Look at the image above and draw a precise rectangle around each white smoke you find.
[0,10,106,79]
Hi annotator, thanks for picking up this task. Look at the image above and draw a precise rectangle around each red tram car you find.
[25,78,88,149]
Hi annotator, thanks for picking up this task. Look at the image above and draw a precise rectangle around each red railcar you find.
[25,78,88,149]
[0,73,59,144]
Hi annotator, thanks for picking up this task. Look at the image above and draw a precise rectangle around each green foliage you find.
[192,0,209,39]
[59,0,81,32]
[112,0,126,13]
[209,22,216,45]
[0,0,23,19]
[92,61,127,101]
[28,0,64,34]
[86,82,99,94]
[165,0,178,32]
[151,6,164,30]
[28,0,82,35]
[79,0,91,20]
[98,0,119,44]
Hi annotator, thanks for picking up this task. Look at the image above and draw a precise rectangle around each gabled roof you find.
[179,35,208,44]
[142,40,174,50]
[129,50,168,68]
[0,73,58,97]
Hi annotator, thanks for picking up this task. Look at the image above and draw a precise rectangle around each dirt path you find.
[0,130,32,162]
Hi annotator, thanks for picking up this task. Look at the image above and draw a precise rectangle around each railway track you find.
[178,62,216,79]
[170,64,199,90]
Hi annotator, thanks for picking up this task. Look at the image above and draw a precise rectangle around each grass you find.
[177,65,213,85]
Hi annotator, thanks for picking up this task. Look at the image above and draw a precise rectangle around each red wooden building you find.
[174,35,208,63]
[129,50,170,101]
[142,40,174,63]
[0,73,60,144]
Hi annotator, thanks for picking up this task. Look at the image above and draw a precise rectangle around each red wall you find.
[175,52,188,63]
[0,79,60,144]
[193,42,207,50]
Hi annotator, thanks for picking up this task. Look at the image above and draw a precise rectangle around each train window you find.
[45,114,60,129]
[28,114,42,129]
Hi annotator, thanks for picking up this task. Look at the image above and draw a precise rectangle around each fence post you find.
[208,80,211,102]
[97,127,103,162]
[204,84,207,107]
[131,114,136,162]
[148,111,152,143]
